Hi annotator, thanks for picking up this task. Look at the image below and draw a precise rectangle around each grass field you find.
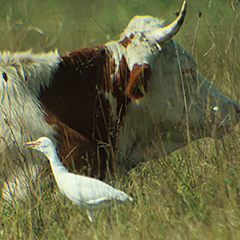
[1,0,240,239]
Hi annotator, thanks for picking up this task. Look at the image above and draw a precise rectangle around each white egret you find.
[24,137,132,222]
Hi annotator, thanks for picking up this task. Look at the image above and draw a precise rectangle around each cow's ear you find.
[125,63,151,100]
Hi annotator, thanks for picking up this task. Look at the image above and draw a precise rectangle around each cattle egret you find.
[24,137,132,222]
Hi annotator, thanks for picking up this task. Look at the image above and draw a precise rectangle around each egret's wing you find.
[86,196,109,205]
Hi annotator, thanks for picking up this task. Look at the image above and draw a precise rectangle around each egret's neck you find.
[44,147,68,176]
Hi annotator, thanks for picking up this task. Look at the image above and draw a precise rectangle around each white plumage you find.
[24,137,132,222]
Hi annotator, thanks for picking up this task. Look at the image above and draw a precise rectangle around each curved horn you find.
[147,1,187,43]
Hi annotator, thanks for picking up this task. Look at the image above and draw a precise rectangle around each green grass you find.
[1,0,240,239]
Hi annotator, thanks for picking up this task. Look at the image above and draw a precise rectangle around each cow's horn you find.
[148,1,187,43]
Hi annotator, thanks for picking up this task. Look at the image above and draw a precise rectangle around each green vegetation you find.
[1,0,240,239]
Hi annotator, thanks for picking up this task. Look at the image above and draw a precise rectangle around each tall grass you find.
[1,0,240,239]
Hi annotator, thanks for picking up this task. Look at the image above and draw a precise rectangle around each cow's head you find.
[106,1,240,167]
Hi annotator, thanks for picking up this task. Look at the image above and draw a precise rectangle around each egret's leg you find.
[87,210,99,240]
[87,210,94,223]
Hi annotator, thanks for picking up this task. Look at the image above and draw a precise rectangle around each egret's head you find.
[24,137,54,156]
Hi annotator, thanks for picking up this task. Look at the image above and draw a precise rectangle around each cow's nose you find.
[234,103,240,114]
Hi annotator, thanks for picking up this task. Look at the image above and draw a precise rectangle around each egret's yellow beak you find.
[23,141,39,149]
